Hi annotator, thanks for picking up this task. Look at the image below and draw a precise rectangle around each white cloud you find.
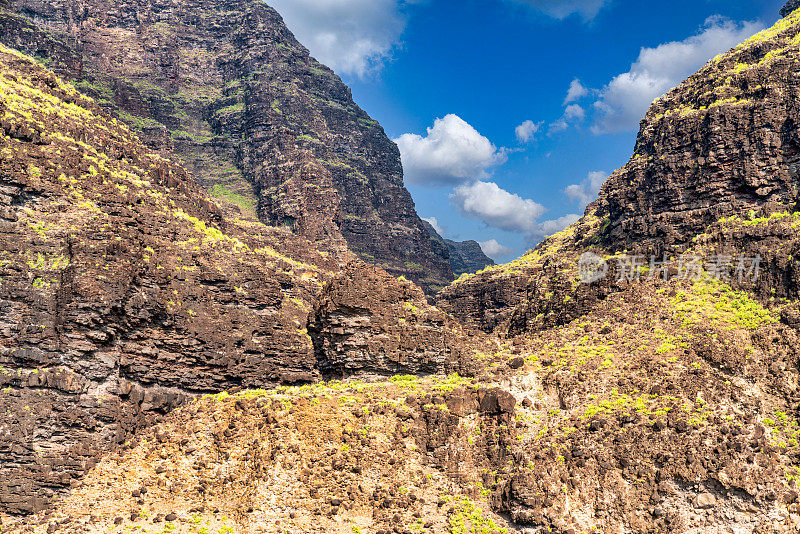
[531,214,581,241]
[564,104,585,121]
[395,115,507,186]
[451,181,546,233]
[565,170,608,205]
[564,78,589,104]
[592,16,764,134]
[479,239,513,259]
[515,120,542,143]
[422,216,446,236]
[517,0,611,20]
[268,0,419,78]
[549,104,585,134]
[549,119,569,134]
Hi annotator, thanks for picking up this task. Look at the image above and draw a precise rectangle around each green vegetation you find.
[117,109,163,131]
[671,278,778,331]
[447,497,508,534]
[216,102,244,118]
[719,211,797,228]
[72,78,115,107]
[739,8,800,48]
[209,184,258,217]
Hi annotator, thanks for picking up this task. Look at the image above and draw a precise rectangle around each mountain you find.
[6,3,800,534]
[420,219,495,277]
[0,0,454,294]
[438,5,800,335]
[0,45,471,515]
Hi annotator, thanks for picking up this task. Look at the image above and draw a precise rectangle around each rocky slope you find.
[0,46,467,515]
[0,0,454,293]
[7,272,800,533]
[421,219,494,277]
[7,4,800,534]
[438,5,800,334]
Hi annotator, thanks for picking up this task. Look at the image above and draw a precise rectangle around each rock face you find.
[0,0,454,293]
[309,262,474,379]
[8,8,800,534]
[591,12,800,255]
[421,219,494,276]
[440,12,800,333]
[0,47,460,514]
[782,0,800,18]
[0,44,332,513]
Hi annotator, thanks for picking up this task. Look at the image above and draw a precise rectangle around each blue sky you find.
[269,0,785,262]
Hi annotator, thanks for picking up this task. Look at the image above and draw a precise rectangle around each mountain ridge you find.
[0,0,455,293]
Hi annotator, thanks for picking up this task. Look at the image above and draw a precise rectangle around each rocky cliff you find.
[309,261,478,379]
[589,8,800,256]
[421,219,494,276]
[9,4,800,534]
[0,46,465,515]
[0,0,454,293]
[439,6,800,334]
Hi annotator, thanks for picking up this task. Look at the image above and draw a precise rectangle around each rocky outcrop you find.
[0,0,454,293]
[309,262,475,379]
[440,12,800,333]
[437,214,610,333]
[421,219,494,276]
[0,45,338,513]
[9,276,800,533]
[782,0,800,18]
[591,12,800,255]
[0,45,475,513]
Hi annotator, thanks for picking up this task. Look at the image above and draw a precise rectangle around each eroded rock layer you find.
[309,262,476,379]
[592,11,800,254]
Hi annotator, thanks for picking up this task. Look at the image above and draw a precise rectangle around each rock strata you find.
[0,46,460,513]
[309,261,475,379]
[782,0,800,17]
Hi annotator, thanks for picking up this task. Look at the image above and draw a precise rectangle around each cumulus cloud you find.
[479,239,513,259]
[592,16,763,134]
[549,104,586,134]
[395,115,507,186]
[422,216,446,236]
[564,78,589,104]
[269,0,420,77]
[531,214,582,241]
[516,0,611,20]
[450,181,546,233]
[565,171,608,205]
[515,120,543,144]
[564,104,585,121]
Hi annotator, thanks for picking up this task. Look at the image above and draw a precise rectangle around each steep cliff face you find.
[309,261,478,379]
[0,0,454,293]
[421,219,494,277]
[0,47,463,514]
[10,7,800,534]
[439,8,800,333]
[592,8,800,254]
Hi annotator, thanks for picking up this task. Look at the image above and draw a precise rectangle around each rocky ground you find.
[0,44,471,516]
[5,270,800,533]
